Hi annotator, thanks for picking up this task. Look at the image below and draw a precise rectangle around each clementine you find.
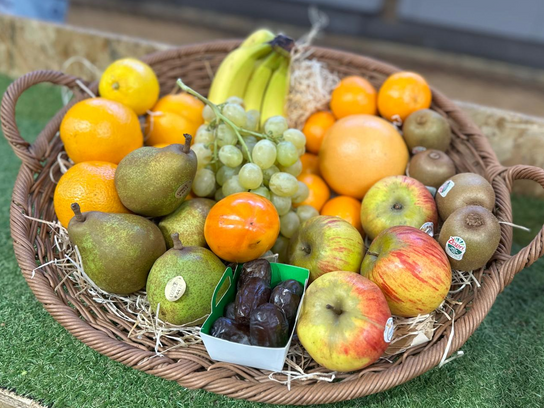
[144,111,197,146]
[302,111,335,154]
[321,196,364,237]
[377,71,432,122]
[54,161,130,227]
[319,115,409,199]
[330,76,377,119]
[294,174,330,212]
[60,98,143,164]
[204,192,280,262]
[300,153,320,176]
[152,93,204,126]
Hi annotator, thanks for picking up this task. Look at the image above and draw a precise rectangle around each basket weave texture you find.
[2,41,544,405]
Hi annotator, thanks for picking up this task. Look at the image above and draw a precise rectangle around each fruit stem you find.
[367,251,379,257]
[176,79,274,162]
[326,304,343,316]
[171,233,184,250]
[70,203,85,222]
[183,134,192,153]
[392,203,403,211]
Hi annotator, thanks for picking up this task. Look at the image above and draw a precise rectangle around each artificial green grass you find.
[1,73,544,408]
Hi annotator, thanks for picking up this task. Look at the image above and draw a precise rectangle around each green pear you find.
[146,233,227,325]
[115,135,197,217]
[67,203,166,295]
[158,198,215,248]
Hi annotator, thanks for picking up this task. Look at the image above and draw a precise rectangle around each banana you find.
[243,53,283,112]
[260,58,290,126]
[208,42,273,105]
[240,29,275,48]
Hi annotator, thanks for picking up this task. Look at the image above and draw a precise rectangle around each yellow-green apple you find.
[360,226,451,317]
[297,271,392,372]
[360,175,438,240]
[288,216,364,282]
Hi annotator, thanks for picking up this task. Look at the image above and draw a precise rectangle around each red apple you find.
[360,175,438,240]
[360,226,451,317]
[288,216,364,282]
[297,271,393,372]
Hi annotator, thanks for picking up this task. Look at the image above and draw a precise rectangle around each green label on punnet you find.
[438,179,455,197]
[445,236,466,261]
[384,317,394,343]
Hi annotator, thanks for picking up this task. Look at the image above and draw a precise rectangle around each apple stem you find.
[392,203,403,211]
[367,251,379,257]
[326,304,343,316]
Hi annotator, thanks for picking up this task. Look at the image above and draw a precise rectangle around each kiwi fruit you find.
[435,173,495,221]
[438,205,500,271]
[408,149,456,189]
[403,109,452,153]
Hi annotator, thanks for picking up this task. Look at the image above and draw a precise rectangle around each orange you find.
[321,196,364,236]
[60,98,143,164]
[300,153,320,176]
[99,58,160,115]
[204,192,280,262]
[319,115,409,199]
[302,111,335,154]
[152,93,204,126]
[54,161,130,228]
[294,174,330,212]
[153,143,171,148]
[330,76,377,119]
[144,112,196,146]
[377,71,432,122]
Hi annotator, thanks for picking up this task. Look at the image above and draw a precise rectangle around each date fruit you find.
[249,303,289,347]
[210,317,251,345]
[275,279,303,297]
[237,259,272,290]
[234,277,271,324]
[269,286,301,328]
[224,302,236,320]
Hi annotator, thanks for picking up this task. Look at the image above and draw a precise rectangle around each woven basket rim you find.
[2,41,544,405]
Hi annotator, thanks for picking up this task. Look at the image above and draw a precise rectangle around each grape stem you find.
[177,79,260,163]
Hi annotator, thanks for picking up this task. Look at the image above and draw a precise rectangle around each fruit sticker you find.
[438,180,455,197]
[165,276,186,301]
[420,221,434,237]
[445,236,466,261]
[384,317,394,343]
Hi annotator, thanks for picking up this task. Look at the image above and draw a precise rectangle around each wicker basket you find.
[2,41,544,405]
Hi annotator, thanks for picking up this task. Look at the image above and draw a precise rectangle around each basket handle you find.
[498,164,544,285]
[0,70,93,168]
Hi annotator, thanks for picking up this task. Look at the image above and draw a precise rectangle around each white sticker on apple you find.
[438,180,455,197]
[165,276,186,302]
[384,317,394,343]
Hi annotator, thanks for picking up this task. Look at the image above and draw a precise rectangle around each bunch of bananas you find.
[208,29,294,127]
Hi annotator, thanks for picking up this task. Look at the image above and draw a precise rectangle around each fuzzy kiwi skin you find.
[435,173,495,221]
[409,150,456,188]
[438,205,500,271]
[402,109,452,152]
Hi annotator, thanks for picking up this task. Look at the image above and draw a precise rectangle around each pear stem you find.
[71,203,85,222]
[183,134,192,153]
[171,233,184,250]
